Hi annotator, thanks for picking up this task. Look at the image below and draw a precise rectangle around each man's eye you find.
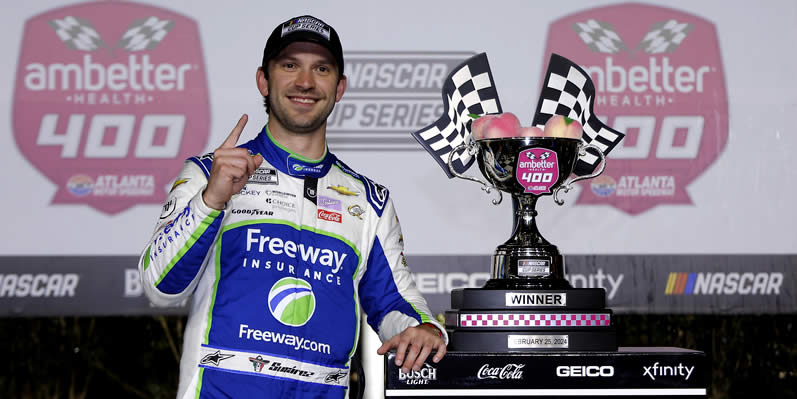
[317,66,330,73]
[283,63,296,70]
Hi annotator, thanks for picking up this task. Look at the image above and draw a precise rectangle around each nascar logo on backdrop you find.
[326,51,474,151]
[541,4,728,215]
[12,3,209,214]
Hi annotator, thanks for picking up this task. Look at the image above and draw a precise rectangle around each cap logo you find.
[281,17,330,40]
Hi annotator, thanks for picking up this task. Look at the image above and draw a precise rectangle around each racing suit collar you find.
[252,124,336,178]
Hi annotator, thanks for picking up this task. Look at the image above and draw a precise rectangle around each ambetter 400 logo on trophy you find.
[412,53,625,352]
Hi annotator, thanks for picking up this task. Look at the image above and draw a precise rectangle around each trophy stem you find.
[484,193,572,290]
[510,195,550,246]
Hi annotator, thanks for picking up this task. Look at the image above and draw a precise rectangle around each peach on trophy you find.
[543,115,583,139]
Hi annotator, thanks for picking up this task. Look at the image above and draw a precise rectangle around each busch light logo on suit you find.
[12,2,209,214]
[542,4,728,215]
[268,277,316,327]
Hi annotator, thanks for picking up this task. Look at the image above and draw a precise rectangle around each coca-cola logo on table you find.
[541,4,728,215]
[13,2,210,214]
[477,363,525,380]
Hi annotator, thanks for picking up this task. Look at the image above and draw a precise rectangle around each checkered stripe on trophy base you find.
[447,311,612,328]
[450,288,607,310]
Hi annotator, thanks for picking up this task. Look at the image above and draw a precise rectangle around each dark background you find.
[1,315,794,398]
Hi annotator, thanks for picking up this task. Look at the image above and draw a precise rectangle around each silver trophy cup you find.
[449,137,606,290]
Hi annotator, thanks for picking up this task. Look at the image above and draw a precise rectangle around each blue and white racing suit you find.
[138,125,446,398]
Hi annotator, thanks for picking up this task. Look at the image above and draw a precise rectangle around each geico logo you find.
[556,365,614,377]
[413,272,490,294]
[245,229,346,273]
[0,273,80,298]
[38,114,186,159]
[24,54,194,91]
[347,61,449,90]
[583,57,711,93]
[566,268,624,301]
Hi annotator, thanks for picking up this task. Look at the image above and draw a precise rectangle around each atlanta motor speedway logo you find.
[542,4,728,215]
[12,2,209,214]
[326,51,474,151]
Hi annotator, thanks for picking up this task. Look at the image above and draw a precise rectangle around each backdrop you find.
[1,0,795,316]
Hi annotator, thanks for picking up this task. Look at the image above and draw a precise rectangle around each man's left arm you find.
[357,197,447,373]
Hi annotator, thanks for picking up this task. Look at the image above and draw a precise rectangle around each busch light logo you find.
[542,4,728,214]
[326,52,473,151]
[516,148,559,195]
[268,277,316,327]
[13,3,209,214]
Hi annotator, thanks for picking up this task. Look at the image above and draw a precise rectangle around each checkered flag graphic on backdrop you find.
[115,17,175,52]
[48,16,105,51]
[638,19,693,54]
[411,53,502,178]
[571,19,626,54]
[532,53,625,176]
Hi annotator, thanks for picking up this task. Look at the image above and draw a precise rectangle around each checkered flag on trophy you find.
[48,16,105,51]
[638,19,693,54]
[115,16,175,51]
[571,19,626,54]
[532,53,625,176]
[412,53,502,178]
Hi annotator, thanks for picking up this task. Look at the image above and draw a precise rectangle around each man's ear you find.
[335,74,347,102]
[256,67,269,97]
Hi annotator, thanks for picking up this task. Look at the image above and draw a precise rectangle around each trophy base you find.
[483,277,572,290]
[447,287,615,352]
[447,328,617,351]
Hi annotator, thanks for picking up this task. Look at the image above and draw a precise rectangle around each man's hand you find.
[377,324,447,373]
[202,114,264,210]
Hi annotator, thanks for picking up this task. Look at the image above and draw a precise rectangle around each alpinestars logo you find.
[542,4,728,214]
[200,350,234,366]
[13,3,209,214]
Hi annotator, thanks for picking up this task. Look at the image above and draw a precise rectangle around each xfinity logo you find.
[566,268,624,300]
[556,365,614,377]
[643,362,694,381]
[477,363,525,380]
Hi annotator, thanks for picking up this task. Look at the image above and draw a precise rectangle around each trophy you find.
[448,133,605,290]
[412,53,626,351]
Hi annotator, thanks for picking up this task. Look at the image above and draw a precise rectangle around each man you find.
[138,15,447,398]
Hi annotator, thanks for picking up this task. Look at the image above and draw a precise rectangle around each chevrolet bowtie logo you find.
[327,185,358,196]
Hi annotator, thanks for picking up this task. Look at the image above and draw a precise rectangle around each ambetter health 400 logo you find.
[542,4,728,215]
[13,2,209,214]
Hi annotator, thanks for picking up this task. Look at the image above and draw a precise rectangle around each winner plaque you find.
[412,53,627,352]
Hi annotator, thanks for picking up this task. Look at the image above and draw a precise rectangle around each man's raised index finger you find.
[221,114,248,148]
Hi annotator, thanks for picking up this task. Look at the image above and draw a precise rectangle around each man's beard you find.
[268,91,336,134]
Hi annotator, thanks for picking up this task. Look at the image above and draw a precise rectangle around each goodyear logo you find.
[327,51,474,151]
[665,272,783,295]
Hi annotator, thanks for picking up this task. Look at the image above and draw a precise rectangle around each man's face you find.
[263,42,346,134]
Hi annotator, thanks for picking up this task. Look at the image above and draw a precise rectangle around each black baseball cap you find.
[262,15,344,75]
